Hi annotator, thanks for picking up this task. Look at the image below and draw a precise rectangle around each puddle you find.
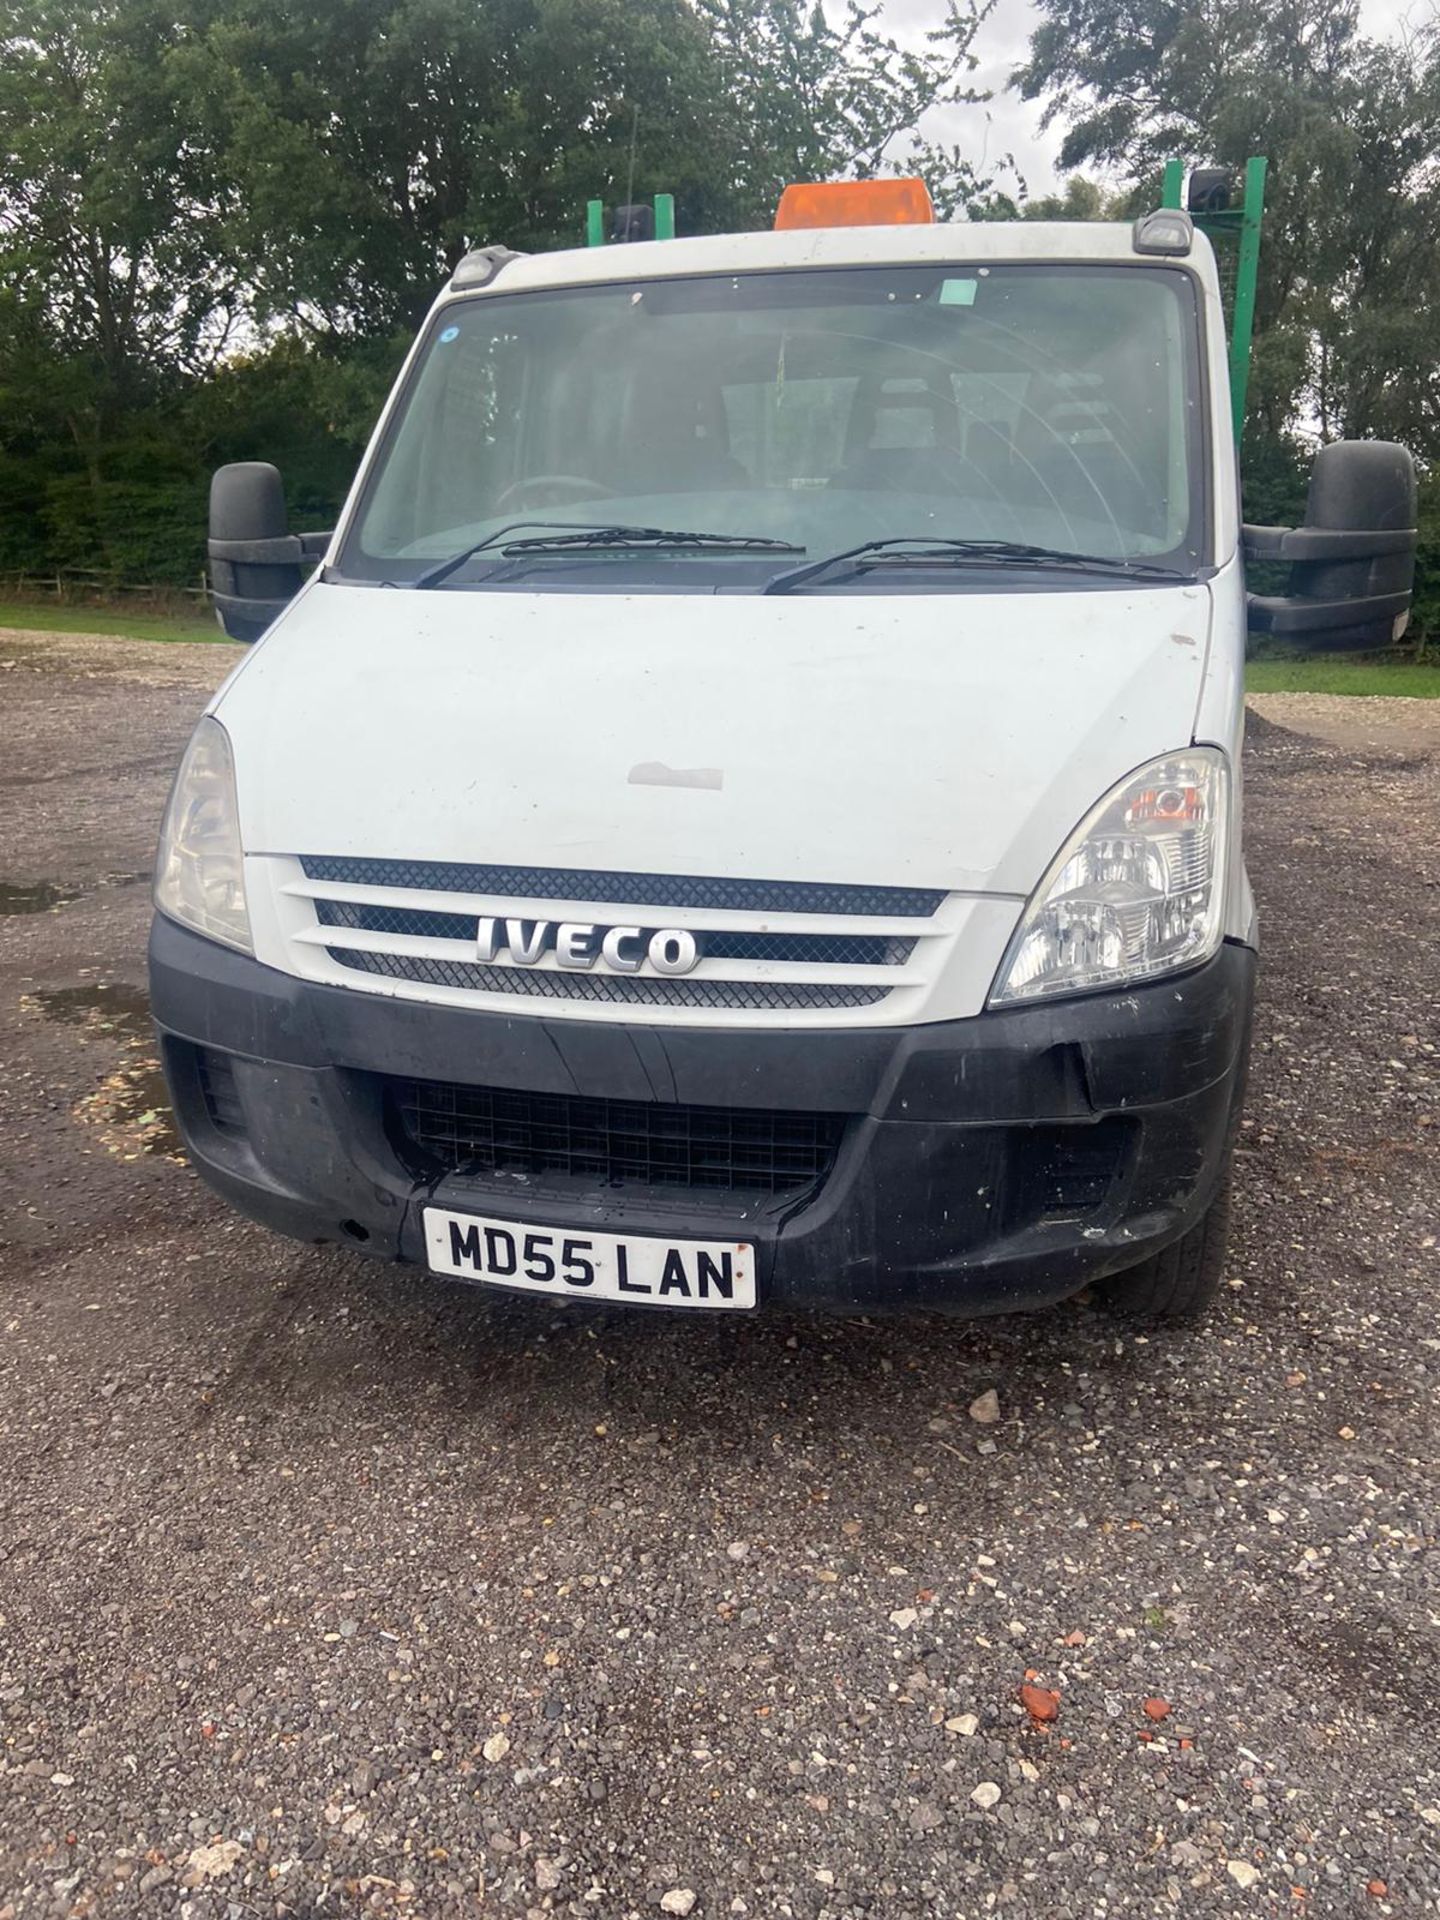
[23,981,183,1160]
[0,879,79,915]
[28,980,152,1037]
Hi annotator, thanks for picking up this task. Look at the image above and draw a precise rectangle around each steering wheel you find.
[494,474,611,511]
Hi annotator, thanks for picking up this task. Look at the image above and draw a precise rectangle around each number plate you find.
[422,1208,757,1311]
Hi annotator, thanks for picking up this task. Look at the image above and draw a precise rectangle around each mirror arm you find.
[1243,524,1416,563]
[208,530,333,567]
[210,588,300,628]
[209,534,306,567]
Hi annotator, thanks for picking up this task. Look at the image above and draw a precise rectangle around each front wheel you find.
[1097,1164,1234,1320]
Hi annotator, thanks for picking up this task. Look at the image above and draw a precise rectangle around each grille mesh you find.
[318,900,475,940]
[394,1079,846,1194]
[302,855,944,919]
[314,899,914,967]
[327,946,888,1010]
[705,930,913,966]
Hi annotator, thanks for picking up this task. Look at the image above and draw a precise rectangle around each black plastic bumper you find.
[148,914,1255,1316]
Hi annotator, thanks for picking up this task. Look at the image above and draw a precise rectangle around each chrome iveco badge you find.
[477,916,700,976]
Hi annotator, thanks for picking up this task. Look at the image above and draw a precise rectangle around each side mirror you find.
[1245,441,1416,651]
[208,462,331,642]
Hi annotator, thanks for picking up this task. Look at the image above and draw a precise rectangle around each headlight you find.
[990,749,1229,1005]
[154,715,252,954]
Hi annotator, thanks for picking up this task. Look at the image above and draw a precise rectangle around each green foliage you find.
[0,0,239,397]
[1017,0,1440,642]
[38,476,207,585]
[1413,472,1440,651]
[970,172,1122,222]
[0,0,1005,587]
[696,0,1000,225]
[0,0,1434,649]
[169,0,738,334]
[1015,0,1440,455]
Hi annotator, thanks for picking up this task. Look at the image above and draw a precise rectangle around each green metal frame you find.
[1162,157,1268,442]
[585,192,676,247]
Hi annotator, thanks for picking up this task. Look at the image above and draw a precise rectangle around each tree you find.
[0,0,242,397]
[966,171,1118,221]
[0,0,1025,583]
[168,0,1008,339]
[168,0,738,338]
[0,0,243,554]
[694,0,1002,226]
[1015,0,1440,460]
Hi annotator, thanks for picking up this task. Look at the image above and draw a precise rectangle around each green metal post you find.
[653,192,675,240]
[1227,155,1267,442]
[1160,160,1184,210]
[586,199,605,247]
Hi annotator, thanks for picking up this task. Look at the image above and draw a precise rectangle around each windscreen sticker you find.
[438,324,460,343]
[938,278,978,307]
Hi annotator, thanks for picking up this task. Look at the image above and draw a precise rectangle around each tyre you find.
[1097,1165,1233,1320]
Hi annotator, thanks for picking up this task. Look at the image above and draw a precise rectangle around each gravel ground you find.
[1246,691,1440,756]
[1,634,1437,1919]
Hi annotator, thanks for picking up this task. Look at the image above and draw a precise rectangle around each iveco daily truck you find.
[149,178,1416,1320]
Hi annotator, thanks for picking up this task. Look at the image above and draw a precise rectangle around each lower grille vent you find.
[1008,1121,1135,1225]
[197,1050,246,1137]
[393,1079,847,1195]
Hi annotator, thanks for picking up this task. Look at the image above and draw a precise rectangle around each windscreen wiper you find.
[413,522,802,589]
[411,521,631,589]
[762,536,1190,596]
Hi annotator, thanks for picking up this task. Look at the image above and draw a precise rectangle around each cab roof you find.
[446,221,1217,300]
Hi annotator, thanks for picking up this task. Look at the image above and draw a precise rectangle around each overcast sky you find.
[885,0,1437,196]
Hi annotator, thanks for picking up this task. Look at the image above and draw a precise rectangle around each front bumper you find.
[149,914,1255,1316]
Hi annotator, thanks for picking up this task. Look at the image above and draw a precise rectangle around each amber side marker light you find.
[774,179,935,230]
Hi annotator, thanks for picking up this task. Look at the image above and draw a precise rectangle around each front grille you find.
[393,1078,847,1195]
[327,946,888,1011]
[314,899,914,967]
[302,855,944,920]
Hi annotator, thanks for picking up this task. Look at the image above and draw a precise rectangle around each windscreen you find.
[344,263,1206,586]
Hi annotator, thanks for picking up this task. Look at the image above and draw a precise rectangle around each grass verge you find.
[1246,656,1440,699]
[0,598,224,644]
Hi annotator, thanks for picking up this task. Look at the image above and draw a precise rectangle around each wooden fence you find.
[0,567,208,604]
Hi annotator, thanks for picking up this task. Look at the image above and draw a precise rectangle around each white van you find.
[150,186,1415,1320]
